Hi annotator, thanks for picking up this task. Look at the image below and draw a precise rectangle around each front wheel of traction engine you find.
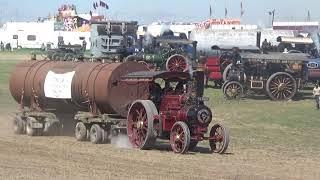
[127,100,158,150]
[170,121,191,154]
[223,81,244,99]
[209,123,229,154]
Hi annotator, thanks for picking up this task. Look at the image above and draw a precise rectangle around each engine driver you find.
[231,47,245,82]
[149,82,162,105]
[175,81,185,94]
[163,81,174,95]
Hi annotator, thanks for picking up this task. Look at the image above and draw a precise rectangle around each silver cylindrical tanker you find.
[9,60,149,117]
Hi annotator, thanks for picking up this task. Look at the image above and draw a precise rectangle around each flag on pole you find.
[307,10,311,21]
[209,5,212,17]
[240,0,245,17]
[93,2,96,9]
[225,8,228,18]
[100,0,109,9]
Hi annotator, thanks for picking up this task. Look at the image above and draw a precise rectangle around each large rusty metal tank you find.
[9,61,149,117]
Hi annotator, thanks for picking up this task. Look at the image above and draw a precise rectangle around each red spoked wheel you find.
[165,54,189,72]
[170,121,190,154]
[209,123,230,154]
[127,100,158,150]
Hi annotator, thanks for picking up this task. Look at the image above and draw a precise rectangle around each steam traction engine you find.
[125,39,198,73]
[9,60,229,154]
[122,71,229,153]
[222,53,309,100]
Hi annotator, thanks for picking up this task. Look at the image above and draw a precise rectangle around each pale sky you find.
[0,0,319,26]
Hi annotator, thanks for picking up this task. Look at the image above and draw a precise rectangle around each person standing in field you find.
[313,83,320,109]
[82,39,87,51]
[0,41,4,51]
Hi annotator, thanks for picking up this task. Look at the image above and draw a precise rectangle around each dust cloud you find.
[110,134,132,149]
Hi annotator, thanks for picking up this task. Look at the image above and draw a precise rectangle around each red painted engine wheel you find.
[165,54,189,72]
[170,121,190,154]
[209,123,229,154]
[127,100,158,150]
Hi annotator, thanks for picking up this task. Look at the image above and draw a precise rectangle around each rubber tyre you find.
[44,119,61,136]
[13,115,25,135]
[75,122,87,141]
[90,124,103,144]
[26,117,42,136]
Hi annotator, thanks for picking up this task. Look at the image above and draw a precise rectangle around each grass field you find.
[0,52,320,179]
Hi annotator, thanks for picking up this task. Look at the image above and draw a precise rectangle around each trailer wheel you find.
[266,72,297,100]
[127,100,158,150]
[170,121,190,154]
[13,115,25,135]
[75,122,87,141]
[209,123,229,154]
[166,54,189,72]
[89,124,103,144]
[44,118,61,136]
[223,81,244,99]
[102,128,111,144]
[26,117,43,136]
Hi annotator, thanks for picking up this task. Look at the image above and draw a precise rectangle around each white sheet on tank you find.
[44,71,75,99]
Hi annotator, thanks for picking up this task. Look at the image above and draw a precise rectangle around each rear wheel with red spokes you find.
[127,100,158,150]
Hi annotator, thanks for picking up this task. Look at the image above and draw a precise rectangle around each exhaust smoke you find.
[110,134,132,149]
